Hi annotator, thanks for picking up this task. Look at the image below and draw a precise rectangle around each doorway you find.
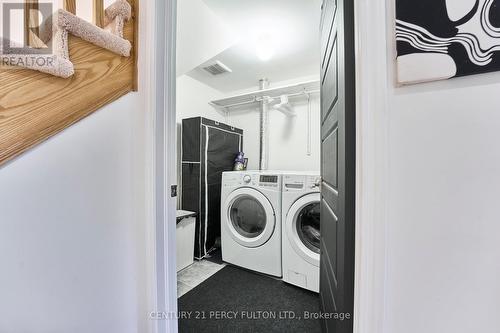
[171,0,356,331]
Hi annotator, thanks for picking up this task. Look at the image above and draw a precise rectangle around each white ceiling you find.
[186,0,322,93]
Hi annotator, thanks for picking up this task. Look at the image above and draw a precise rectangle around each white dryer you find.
[221,171,282,277]
[282,173,321,292]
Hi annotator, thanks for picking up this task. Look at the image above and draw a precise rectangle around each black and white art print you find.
[396,0,500,84]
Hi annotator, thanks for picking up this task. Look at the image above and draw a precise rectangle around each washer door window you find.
[225,188,276,248]
[286,193,321,265]
[297,203,321,254]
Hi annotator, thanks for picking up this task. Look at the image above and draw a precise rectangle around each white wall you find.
[0,94,149,333]
[226,77,321,172]
[385,79,500,333]
[176,75,226,206]
[176,0,237,77]
[362,1,500,332]
[176,75,225,123]
[0,1,155,331]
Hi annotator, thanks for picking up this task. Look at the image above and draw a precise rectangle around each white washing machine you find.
[282,173,321,292]
[221,171,282,277]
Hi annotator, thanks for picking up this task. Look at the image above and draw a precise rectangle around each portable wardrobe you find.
[181,117,243,259]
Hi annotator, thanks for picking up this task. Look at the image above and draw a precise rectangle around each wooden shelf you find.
[0,0,138,166]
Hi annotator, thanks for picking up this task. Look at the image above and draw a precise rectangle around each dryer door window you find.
[285,193,321,266]
[296,203,321,254]
[230,196,267,238]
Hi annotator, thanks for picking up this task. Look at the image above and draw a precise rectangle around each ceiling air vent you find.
[202,61,232,76]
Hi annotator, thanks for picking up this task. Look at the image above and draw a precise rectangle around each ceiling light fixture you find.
[256,33,275,61]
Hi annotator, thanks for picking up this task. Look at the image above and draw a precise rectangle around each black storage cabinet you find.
[181,117,243,259]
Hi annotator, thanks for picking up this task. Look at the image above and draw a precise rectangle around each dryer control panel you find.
[222,172,282,190]
[283,174,321,192]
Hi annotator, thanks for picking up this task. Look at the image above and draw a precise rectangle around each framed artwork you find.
[396,0,500,85]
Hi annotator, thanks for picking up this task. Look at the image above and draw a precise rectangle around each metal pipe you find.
[259,78,269,170]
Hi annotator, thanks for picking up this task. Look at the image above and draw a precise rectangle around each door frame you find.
[148,0,389,332]
[353,0,389,333]
[146,0,178,332]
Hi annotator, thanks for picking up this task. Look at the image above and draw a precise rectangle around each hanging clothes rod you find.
[209,80,320,111]
[211,90,319,110]
[258,90,320,103]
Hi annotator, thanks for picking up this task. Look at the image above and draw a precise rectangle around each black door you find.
[319,0,356,331]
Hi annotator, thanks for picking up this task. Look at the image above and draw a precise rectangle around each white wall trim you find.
[148,0,178,332]
[136,0,157,332]
[353,0,389,332]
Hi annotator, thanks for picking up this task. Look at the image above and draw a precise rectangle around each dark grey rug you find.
[178,265,321,333]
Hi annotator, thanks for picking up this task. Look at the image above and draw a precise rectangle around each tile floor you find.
[177,259,226,298]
